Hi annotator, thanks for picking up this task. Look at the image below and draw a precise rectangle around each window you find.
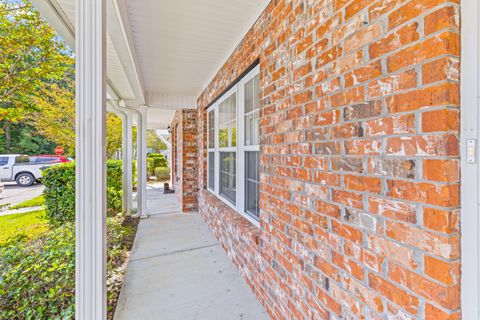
[220,152,236,203]
[207,110,215,191]
[15,156,30,164]
[0,157,8,166]
[206,65,260,224]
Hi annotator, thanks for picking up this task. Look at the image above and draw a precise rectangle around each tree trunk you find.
[4,121,10,151]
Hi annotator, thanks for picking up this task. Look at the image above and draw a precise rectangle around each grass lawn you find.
[0,210,49,245]
[10,195,45,210]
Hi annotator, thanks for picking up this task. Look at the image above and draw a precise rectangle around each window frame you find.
[206,65,260,227]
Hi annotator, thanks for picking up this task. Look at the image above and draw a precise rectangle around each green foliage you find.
[154,167,171,182]
[106,113,122,159]
[147,153,167,178]
[10,195,45,210]
[0,0,73,152]
[0,217,137,320]
[0,124,56,155]
[107,187,122,215]
[43,160,124,225]
[0,210,48,245]
[106,160,123,191]
[42,163,75,226]
[146,130,166,153]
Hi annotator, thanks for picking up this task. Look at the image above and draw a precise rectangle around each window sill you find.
[201,190,260,246]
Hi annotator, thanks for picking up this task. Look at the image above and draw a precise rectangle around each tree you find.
[30,79,76,155]
[146,130,166,153]
[0,0,70,150]
[106,113,122,159]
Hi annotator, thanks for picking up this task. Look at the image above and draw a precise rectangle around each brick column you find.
[170,109,198,212]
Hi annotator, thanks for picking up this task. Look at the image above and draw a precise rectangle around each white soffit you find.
[146,108,177,129]
[125,0,270,96]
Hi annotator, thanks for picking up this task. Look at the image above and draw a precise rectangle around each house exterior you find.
[33,0,479,319]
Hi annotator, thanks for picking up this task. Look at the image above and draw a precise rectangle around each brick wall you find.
[197,0,460,318]
[170,109,199,212]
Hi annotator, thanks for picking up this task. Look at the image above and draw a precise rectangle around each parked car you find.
[30,155,71,164]
[0,154,59,186]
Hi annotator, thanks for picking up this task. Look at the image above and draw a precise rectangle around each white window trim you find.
[460,0,480,318]
[207,65,260,227]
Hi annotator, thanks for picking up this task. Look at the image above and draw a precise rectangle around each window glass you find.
[245,151,259,219]
[15,156,30,164]
[207,66,260,223]
[208,152,215,190]
[245,74,260,146]
[218,94,236,148]
[0,157,8,166]
[220,152,236,204]
[208,110,214,148]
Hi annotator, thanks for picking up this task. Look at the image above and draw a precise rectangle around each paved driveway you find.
[0,182,44,209]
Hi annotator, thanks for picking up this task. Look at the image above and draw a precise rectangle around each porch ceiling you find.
[125,0,269,97]
[32,0,269,128]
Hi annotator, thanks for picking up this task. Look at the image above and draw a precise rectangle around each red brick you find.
[344,175,382,193]
[424,6,460,35]
[368,196,417,223]
[388,0,459,30]
[367,69,417,98]
[332,220,364,245]
[425,303,461,320]
[364,114,415,137]
[333,190,364,209]
[387,32,460,72]
[422,109,459,133]
[386,83,460,113]
[387,179,459,207]
[422,57,460,85]
[369,22,419,59]
[388,263,460,309]
[368,273,420,315]
[386,220,460,259]
[386,134,459,157]
[423,159,459,182]
[195,0,463,317]
[423,207,459,234]
[424,255,460,285]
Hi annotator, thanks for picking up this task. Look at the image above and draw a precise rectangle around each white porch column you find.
[136,107,148,217]
[124,110,133,215]
[75,0,107,319]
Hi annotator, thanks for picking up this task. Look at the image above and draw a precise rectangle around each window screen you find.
[220,152,236,204]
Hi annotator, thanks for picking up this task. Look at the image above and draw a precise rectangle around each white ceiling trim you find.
[201,0,269,94]
[109,0,146,105]
[146,92,197,110]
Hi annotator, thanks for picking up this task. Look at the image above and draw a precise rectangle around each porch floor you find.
[114,187,269,320]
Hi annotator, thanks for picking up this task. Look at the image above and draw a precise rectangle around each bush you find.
[0,217,137,320]
[147,153,167,177]
[43,160,124,225]
[154,167,170,182]
[42,163,75,226]
[106,160,123,191]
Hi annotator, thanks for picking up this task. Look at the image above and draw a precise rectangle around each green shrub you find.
[42,163,75,226]
[0,217,137,320]
[106,160,123,191]
[154,167,170,182]
[43,160,124,225]
[107,187,122,215]
[147,153,167,178]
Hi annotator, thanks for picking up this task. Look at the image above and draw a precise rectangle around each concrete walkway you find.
[114,188,269,320]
